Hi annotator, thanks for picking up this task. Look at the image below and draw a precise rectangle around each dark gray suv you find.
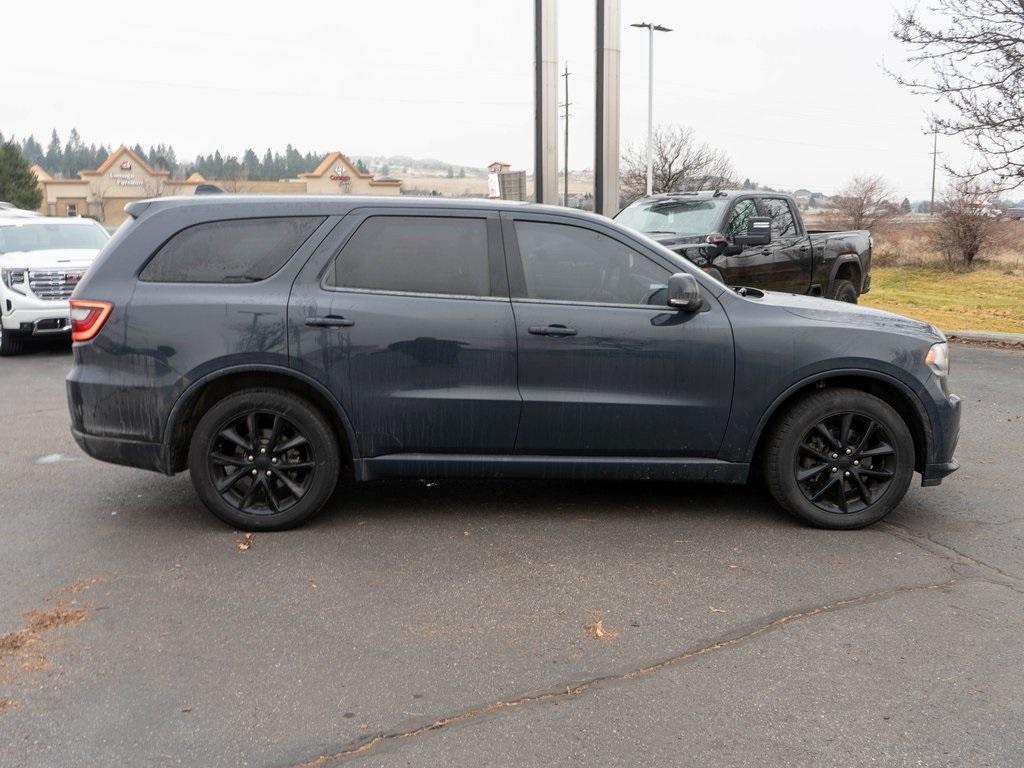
[67,196,960,531]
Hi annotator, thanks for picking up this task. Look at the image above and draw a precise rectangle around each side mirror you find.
[733,216,772,248]
[667,272,703,312]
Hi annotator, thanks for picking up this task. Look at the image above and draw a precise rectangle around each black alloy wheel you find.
[794,411,897,515]
[764,387,915,529]
[188,388,340,530]
[208,410,316,516]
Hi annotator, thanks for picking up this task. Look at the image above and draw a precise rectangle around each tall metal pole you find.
[631,23,672,197]
[929,129,938,216]
[646,25,654,196]
[534,0,559,204]
[595,0,621,216]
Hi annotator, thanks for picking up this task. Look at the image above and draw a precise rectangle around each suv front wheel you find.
[188,388,340,530]
[764,388,915,529]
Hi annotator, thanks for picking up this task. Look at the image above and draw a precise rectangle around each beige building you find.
[31,146,401,227]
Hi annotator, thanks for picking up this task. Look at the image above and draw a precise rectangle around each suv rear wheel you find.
[764,388,914,529]
[188,388,340,530]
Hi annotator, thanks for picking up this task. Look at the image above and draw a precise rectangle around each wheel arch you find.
[747,371,931,475]
[163,365,358,474]
[829,255,863,292]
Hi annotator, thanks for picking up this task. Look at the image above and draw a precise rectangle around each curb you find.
[945,329,1024,347]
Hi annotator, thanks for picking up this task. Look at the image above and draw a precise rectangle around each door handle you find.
[305,315,355,328]
[528,324,577,337]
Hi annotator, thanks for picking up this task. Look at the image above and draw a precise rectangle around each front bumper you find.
[920,392,961,486]
[1,304,72,335]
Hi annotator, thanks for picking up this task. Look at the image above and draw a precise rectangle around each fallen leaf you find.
[584,612,619,641]
[237,533,255,551]
[0,699,18,715]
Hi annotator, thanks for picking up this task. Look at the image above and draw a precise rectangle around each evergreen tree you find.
[0,142,44,209]
[261,149,275,180]
[22,135,44,164]
[900,197,912,214]
[243,149,260,180]
[44,130,62,175]
[96,146,109,166]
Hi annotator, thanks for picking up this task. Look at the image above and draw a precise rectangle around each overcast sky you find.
[2,0,971,199]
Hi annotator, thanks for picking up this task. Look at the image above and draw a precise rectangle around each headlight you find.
[1,268,29,295]
[925,341,949,377]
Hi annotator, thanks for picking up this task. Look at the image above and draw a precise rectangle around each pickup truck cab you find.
[615,190,872,303]
[0,215,110,355]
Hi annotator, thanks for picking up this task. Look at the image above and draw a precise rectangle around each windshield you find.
[0,222,109,254]
[615,197,729,236]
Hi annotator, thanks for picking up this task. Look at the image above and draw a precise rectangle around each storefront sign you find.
[109,172,144,187]
[329,165,351,182]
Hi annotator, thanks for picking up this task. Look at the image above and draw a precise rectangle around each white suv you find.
[0,216,110,355]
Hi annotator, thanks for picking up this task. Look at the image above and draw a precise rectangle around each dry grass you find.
[0,698,17,715]
[836,220,1024,334]
[862,266,1024,333]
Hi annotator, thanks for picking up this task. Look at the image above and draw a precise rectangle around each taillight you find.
[69,299,113,342]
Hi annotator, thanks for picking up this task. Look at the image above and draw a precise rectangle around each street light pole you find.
[631,22,672,196]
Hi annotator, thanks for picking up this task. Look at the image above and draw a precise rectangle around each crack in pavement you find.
[290,577,959,767]
[880,522,1024,593]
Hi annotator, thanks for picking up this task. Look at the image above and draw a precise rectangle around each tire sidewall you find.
[770,390,914,529]
[831,279,858,304]
[188,389,339,531]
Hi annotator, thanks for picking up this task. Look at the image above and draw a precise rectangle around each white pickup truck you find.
[0,215,110,355]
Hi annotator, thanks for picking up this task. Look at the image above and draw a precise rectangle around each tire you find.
[188,388,340,531]
[764,388,914,529]
[829,278,858,303]
[0,327,26,356]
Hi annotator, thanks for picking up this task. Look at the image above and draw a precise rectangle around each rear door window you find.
[760,198,798,237]
[325,215,490,297]
[140,217,324,282]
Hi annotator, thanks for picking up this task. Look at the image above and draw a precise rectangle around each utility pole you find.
[631,22,672,196]
[561,64,571,206]
[929,129,938,216]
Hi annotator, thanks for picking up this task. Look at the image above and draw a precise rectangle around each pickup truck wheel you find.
[829,279,858,303]
[188,388,340,531]
[0,327,26,356]
[764,388,914,529]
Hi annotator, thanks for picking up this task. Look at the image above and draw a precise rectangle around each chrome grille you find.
[28,269,84,301]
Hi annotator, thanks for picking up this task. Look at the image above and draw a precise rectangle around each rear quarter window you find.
[139,216,324,283]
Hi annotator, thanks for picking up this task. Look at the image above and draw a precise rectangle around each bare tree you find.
[828,175,899,230]
[890,0,1024,190]
[620,125,734,204]
[931,179,999,269]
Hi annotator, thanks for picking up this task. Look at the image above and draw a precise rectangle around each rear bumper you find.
[70,427,171,474]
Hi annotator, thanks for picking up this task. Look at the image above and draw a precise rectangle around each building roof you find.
[80,145,169,178]
[300,151,373,180]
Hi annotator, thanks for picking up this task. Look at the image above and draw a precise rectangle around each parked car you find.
[67,196,959,531]
[615,190,872,303]
[0,202,41,218]
[0,215,110,355]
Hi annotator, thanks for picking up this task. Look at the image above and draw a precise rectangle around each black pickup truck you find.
[615,190,872,302]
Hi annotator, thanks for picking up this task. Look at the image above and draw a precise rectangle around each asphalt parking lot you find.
[1,341,1022,767]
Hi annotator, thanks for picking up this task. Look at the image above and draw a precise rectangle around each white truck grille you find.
[28,270,85,301]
